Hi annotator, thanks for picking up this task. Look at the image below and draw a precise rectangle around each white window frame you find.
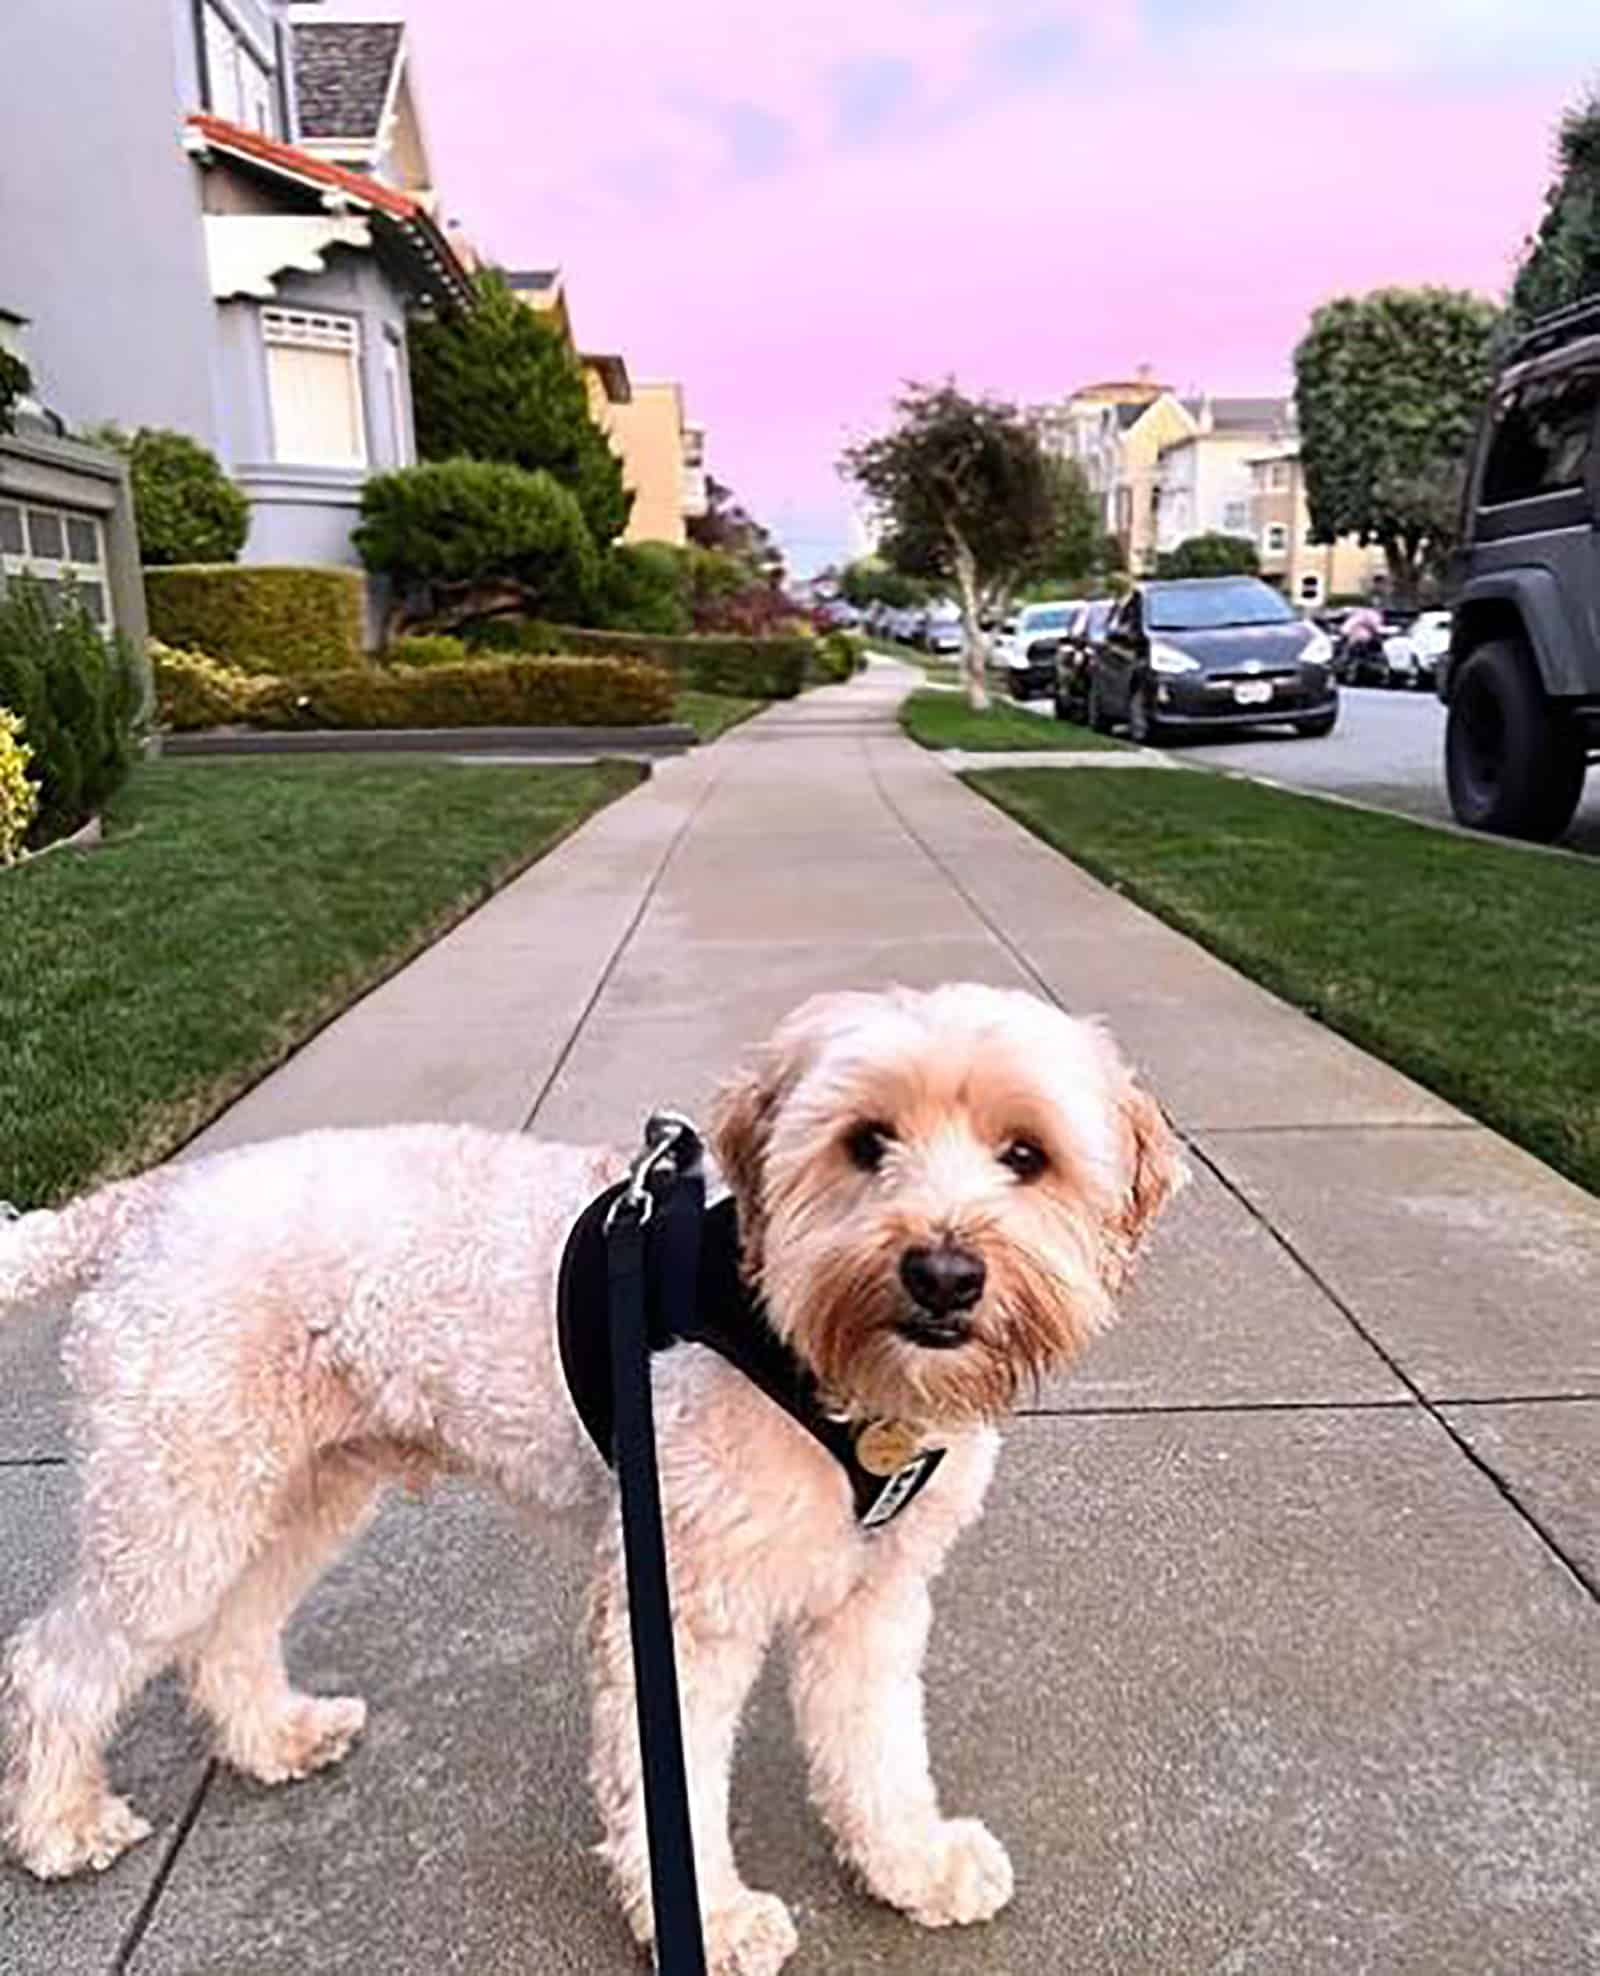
[202,0,276,133]
[1264,522,1289,555]
[1269,463,1291,491]
[0,500,113,631]
[262,308,368,469]
[1298,571,1325,605]
[1222,499,1249,533]
[382,335,409,466]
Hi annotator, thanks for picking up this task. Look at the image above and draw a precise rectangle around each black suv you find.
[1442,298,1600,840]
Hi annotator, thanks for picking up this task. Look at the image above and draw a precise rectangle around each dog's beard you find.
[761,1201,1113,1430]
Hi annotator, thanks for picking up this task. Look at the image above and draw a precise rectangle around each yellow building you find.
[505,270,704,547]
[1248,443,1386,607]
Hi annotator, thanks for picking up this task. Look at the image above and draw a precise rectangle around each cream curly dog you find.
[1,984,1183,1972]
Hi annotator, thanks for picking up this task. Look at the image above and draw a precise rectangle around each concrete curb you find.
[156,722,697,760]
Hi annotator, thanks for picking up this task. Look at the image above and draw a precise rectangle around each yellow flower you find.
[0,705,40,865]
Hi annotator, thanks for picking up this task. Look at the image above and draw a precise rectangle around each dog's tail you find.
[0,1177,160,1316]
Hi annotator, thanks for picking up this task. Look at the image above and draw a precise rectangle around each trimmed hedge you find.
[386,633,472,669]
[815,630,865,681]
[0,576,142,846]
[145,565,365,676]
[150,641,674,732]
[468,619,810,698]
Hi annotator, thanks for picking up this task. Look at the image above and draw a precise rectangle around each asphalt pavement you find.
[1172,683,1600,855]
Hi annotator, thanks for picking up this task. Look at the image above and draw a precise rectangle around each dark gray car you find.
[1441,297,1600,841]
[1086,578,1339,745]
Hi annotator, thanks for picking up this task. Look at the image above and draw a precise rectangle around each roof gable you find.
[293,22,404,141]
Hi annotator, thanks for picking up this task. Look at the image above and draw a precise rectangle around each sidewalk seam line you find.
[1018,1392,1600,1419]
[1192,1140,1599,1606]
[520,759,725,1133]
[0,1455,69,1468]
[109,1760,217,1974]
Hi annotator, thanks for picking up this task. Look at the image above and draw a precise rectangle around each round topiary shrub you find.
[99,426,250,566]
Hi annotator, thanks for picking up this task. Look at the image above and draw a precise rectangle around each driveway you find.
[1171,683,1600,855]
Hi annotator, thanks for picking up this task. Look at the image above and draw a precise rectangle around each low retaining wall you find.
[157,723,697,759]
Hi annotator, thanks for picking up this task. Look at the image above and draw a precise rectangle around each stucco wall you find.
[0,0,223,445]
[606,382,689,547]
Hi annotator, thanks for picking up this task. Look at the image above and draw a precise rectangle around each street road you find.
[1175,684,1600,857]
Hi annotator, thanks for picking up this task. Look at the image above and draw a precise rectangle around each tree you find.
[0,350,29,436]
[837,558,927,610]
[1294,288,1499,606]
[1156,532,1259,579]
[687,477,785,587]
[595,542,691,635]
[355,459,598,635]
[93,426,249,565]
[409,270,632,546]
[841,381,1073,706]
[1511,87,1600,327]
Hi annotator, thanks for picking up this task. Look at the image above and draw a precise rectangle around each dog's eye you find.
[845,1121,895,1172]
[999,1137,1048,1182]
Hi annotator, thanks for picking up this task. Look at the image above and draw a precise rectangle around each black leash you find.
[603,1116,708,1976]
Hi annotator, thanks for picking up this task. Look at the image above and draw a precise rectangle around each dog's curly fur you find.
[0,984,1182,1973]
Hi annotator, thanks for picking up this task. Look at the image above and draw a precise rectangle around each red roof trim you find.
[186,112,419,219]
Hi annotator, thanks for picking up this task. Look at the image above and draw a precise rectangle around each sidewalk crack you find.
[1191,1141,1599,1606]
[109,1761,217,1974]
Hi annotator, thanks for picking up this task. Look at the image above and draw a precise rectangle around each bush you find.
[0,351,31,437]
[0,574,141,845]
[95,426,250,565]
[386,633,472,669]
[148,641,274,730]
[595,543,692,635]
[0,707,39,863]
[1154,533,1260,580]
[263,656,674,731]
[355,460,598,625]
[465,619,810,698]
[145,564,365,675]
[815,630,864,681]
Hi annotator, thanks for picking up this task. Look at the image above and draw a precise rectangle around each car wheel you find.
[1127,687,1165,746]
[1295,710,1338,739]
[1445,638,1586,841]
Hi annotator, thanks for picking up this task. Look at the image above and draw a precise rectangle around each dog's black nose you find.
[899,1244,986,1317]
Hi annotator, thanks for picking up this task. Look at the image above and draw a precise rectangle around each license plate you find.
[1233,681,1273,705]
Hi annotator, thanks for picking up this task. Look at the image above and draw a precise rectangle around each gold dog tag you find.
[856,1419,923,1477]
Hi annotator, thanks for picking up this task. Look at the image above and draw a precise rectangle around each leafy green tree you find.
[1293,288,1499,605]
[1156,532,1260,579]
[355,459,598,636]
[409,270,632,546]
[1511,87,1600,326]
[93,426,249,565]
[595,541,691,634]
[842,382,1078,705]
[686,477,785,587]
[838,558,927,609]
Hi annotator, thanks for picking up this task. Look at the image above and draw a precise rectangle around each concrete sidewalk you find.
[4,666,1597,1974]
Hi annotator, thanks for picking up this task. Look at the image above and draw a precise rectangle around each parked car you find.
[1441,297,1600,839]
[923,607,963,656]
[1085,576,1339,744]
[1052,598,1116,722]
[999,602,1077,699]
[1382,610,1450,690]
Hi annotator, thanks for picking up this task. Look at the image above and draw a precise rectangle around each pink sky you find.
[387,0,1582,571]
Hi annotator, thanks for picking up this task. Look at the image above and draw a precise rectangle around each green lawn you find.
[1,756,640,1208]
[968,767,1600,1198]
[901,687,1125,753]
[673,689,764,742]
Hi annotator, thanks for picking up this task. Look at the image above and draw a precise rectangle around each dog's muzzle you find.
[896,1243,984,1347]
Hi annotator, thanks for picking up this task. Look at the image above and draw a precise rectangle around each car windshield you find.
[1145,580,1297,631]
[1025,606,1072,629]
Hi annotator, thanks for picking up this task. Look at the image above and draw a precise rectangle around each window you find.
[262,310,366,468]
[0,500,111,627]
[201,1,276,134]
[1299,572,1324,605]
[382,336,408,466]
[1147,579,1295,632]
[1269,462,1291,491]
[1481,363,1600,506]
[1222,500,1249,533]
[1264,522,1289,555]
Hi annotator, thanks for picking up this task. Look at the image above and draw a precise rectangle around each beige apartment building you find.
[1249,443,1385,606]
[506,269,706,546]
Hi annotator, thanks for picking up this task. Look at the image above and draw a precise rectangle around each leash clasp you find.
[604,1112,704,1234]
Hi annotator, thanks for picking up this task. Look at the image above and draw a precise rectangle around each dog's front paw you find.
[224,1693,368,1785]
[701,1888,799,1975]
[13,1793,153,1880]
[860,1816,1014,1929]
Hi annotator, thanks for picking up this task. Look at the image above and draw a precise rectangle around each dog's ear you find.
[1101,1075,1186,1290]
[710,993,860,1277]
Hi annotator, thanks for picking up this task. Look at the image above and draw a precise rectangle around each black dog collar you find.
[558,1185,945,1530]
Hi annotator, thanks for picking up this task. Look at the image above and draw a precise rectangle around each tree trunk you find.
[949,535,990,710]
[1382,540,1421,612]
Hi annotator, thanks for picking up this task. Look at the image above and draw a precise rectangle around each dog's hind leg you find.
[182,1454,380,1787]
[1,1579,165,1879]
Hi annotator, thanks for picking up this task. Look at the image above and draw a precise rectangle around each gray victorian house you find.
[0,0,472,606]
